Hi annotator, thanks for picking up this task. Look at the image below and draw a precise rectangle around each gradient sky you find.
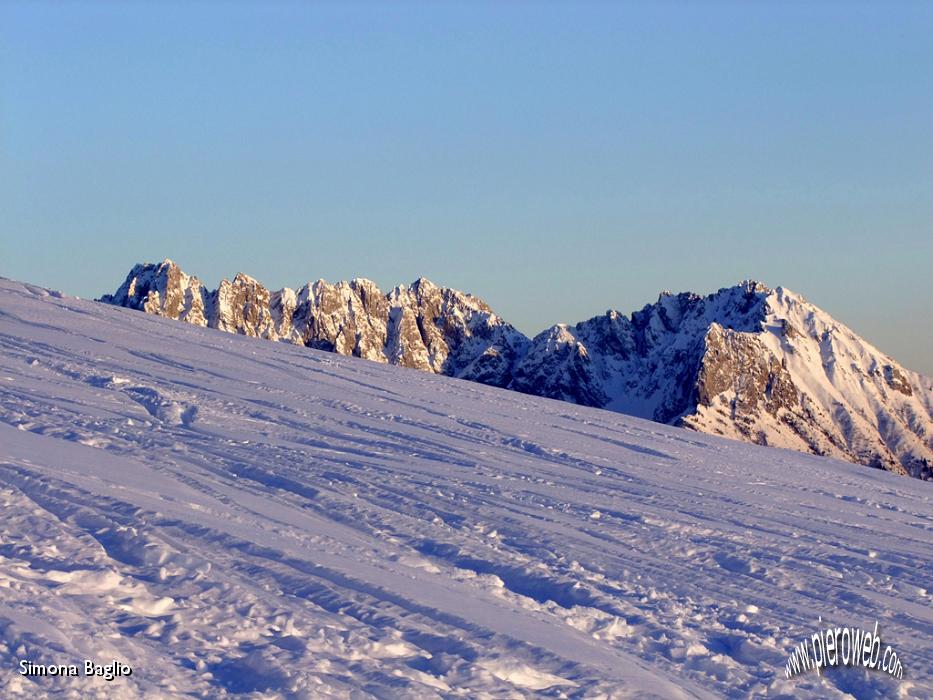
[2,1,932,373]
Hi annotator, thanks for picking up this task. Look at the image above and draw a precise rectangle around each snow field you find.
[0,278,930,698]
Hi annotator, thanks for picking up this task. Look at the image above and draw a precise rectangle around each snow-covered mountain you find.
[101,261,933,479]
[2,277,930,698]
[512,282,933,479]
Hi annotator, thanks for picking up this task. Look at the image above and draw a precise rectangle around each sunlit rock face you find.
[101,259,209,326]
[212,273,277,339]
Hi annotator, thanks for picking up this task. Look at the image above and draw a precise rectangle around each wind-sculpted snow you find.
[1,278,931,699]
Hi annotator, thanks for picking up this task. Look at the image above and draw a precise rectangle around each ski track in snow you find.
[0,278,930,699]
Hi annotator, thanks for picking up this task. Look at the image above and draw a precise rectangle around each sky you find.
[2,1,931,373]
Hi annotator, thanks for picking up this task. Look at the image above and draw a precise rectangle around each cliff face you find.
[102,261,933,479]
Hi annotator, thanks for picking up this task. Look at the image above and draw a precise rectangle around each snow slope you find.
[0,277,930,699]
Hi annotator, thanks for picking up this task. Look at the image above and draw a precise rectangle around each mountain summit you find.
[101,261,933,479]
[511,281,932,478]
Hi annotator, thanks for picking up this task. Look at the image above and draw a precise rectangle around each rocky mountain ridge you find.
[101,260,530,388]
[101,260,933,479]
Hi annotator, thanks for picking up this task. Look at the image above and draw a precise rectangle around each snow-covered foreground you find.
[0,277,930,699]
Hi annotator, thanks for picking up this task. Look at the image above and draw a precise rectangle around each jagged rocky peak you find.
[298,277,391,360]
[689,285,931,476]
[213,272,277,338]
[382,277,528,381]
[511,281,776,408]
[269,286,302,344]
[101,258,209,326]
[510,324,609,407]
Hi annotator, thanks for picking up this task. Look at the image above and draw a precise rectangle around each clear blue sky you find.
[2,1,931,373]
